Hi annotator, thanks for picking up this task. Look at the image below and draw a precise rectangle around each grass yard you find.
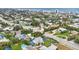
[43,38,58,47]
[55,31,69,39]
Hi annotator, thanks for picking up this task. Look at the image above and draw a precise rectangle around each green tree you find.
[31,18,40,27]
[74,36,79,43]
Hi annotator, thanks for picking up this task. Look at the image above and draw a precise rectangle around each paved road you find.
[44,33,79,50]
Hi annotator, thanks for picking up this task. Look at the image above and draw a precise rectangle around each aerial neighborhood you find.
[0,8,79,50]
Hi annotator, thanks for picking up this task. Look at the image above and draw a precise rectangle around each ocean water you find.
[29,8,79,13]
[0,8,79,13]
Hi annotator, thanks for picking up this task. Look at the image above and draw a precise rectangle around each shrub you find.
[74,36,79,43]
[67,35,75,41]
[43,39,51,47]
[22,40,30,45]
[21,29,32,34]
[0,46,4,50]
[11,43,22,50]
[31,32,43,37]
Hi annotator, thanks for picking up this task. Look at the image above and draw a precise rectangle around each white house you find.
[0,37,10,42]
[3,27,13,31]
[33,37,44,44]
[72,19,79,22]
[52,29,58,34]
[26,46,37,50]
[21,44,27,50]
[34,18,41,22]
[57,28,67,32]
[69,23,79,28]
[39,46,48,50]
[0,24,2,28]
[22,26,33,30]
[43,32,53,38]
[0,34,10,42]
[32,27,44,33]
[24,18,32,21]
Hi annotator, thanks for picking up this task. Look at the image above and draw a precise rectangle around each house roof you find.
[27,46,37,50]
[33,37,43,44]
[0,38,10,42]
[47,44,57,50]
[39,46,48,50]
[20,34,27,40]
[0,34,5,39]
[21,44,27,50]
[58,28,67,31]
[4,46,12,50]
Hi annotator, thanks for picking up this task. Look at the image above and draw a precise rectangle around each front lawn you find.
[55,31,69,39]
[43,38,58,47]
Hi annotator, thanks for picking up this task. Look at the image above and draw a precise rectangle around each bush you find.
[21,40,30,45]
[31,32,43,37]
[5,34,13,39]
[67,35,75,41]
[0,46,4,50]
[43,39,51,47]
[9,37,20,44]
[21,29,32,34]
[11,43,22,50]
[0,42,12,50]
[31,19,40,27]
[74,36,79,43]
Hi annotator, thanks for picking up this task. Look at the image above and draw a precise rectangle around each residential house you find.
[0,34,4,39]
[3,27,13,31]
[39,45,48,50]
[32,37,44,44]
[0,37,10,42]
[4,46,12,50]
[26,46,37,50]
[47,44,57,50]
[57,28,67,32]
[32,27,44,33]
[21,44,27,50]
[69,23,79,28]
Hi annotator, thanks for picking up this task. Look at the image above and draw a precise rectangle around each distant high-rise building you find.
[56,9,58,13]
